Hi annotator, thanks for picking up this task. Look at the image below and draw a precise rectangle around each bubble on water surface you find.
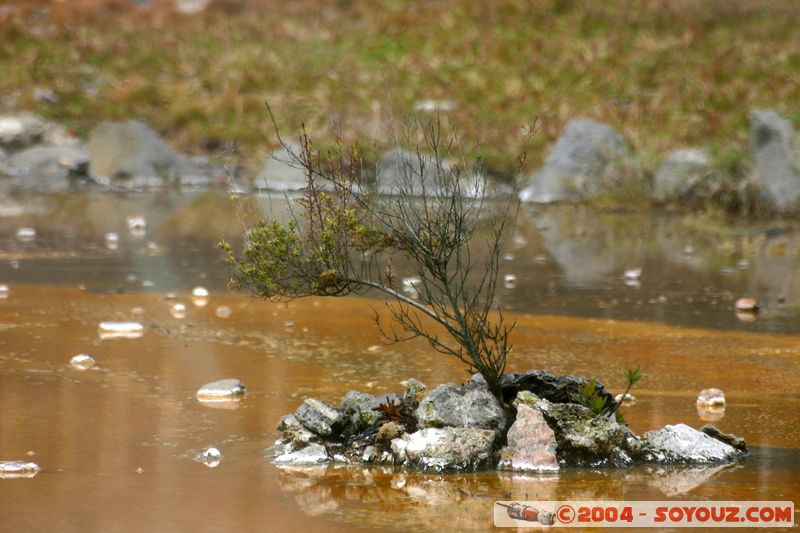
[69,353,95,371]
[215,305,232,318]
[503,274,517,289]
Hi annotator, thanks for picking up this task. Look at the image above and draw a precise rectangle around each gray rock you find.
[523,396,630,466]
[295,398,344,437]
[7,145,89,183]
[260,143,311,191]
[519,118,635,203]
[748,109,800,212]
[642,423,744,464]
[273,443,329,465]
[339,391,397,433]
[196,378,246,401]
[377,148,445,196]
[403,427,495,472]
[402,378,427,408]
[498,404,559,472]
[653,148,713,201]
[89,120,212,187]
[416,382,506,432]
[0,114,47,150]
[277,414,318,448]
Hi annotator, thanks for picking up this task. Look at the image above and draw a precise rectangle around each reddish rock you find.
[498,404,559,472]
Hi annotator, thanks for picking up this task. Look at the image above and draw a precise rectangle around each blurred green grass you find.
[1,0,798,178]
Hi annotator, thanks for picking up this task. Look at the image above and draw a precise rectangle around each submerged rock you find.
[98,321,144,339]
[197,447,222,468]
[69,353,95,371]
[0,461,41,479]
[641,423,744,464]
[498,404,559,472]
[402,427,495,472]
[416,383,505,432]
[295,398,344,437]
[696,388,726,407]
[273,443,329,466]
[196,378,247,402]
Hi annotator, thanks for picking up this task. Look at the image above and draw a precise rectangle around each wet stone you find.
[696,388,725,407]
[402,378,427,409]
[273,443,329,466]
[197,447,222,468]
[15,227,36,241]
[277,414,318,448]
[69,353,95,371]
[403,427,495,472]
[0,461,41,479]
[215,305,232,318]
[734,298,759,312]
[0,284,9,299]
[98,321,144,339]
[339,391,396,433]
[642,423,744,464]
[295,398,344,437]
[191,286,209,298]
[171,303,187,318]
[196,378,247,402]
[416,383,505,432]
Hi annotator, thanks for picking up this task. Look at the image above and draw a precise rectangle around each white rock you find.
[734,298,759,312]
[643,423,740,464]
[0,461,41,478]
[696,388,725,407]
[623,268,642,280]
[503,274,517,288]
[214,305,232,318]
[197,378,246,402]
[98,321,144,339]
[273,444,329,465]
[413,99,457,113]
[0,284,9,299]
[69,353,95,371]
[15,227,36,241]
[197,447,222,468]
[191,286,209,297]
[126,216,146,230]
[615,393,637,405]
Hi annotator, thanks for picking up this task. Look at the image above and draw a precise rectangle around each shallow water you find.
[0,191,799,531]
